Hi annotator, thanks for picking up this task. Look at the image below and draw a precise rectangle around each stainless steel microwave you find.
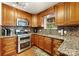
[17,18,29,26]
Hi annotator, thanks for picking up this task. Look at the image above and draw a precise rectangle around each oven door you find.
[20,41,30,49]
[18,34,31,53]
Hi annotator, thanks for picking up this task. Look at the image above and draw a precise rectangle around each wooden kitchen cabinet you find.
[6,5,15,26]
[2,3,32,27]
[37,14,43,27]
[31,34,64,55]
[16,9,32,27]
[64,2,76,25]
[34,35,39,47]
[75,2,79,23]
[37,6,54,27]
[31,34,52,54]
[0,38,2,56]
[66,2,79,25]
[2,3,8,26]
[55,3,66,26]
[52,39,63,56]
[55,2,79,26]
[31,15,38,27]
[2,3,16,26]
[44,37,52,54]
[31,34,45,49]
[2,4,9,26]
[17,9,22,18]
[38,35,44,49]
[31,34,35,46]
[1,37,17,56]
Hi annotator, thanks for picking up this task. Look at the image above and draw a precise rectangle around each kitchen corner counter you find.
[58,36,79,56]
[32,33,66,40]
[32,33,79,56]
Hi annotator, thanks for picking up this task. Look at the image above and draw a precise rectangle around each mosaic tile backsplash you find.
[37,26,79,37]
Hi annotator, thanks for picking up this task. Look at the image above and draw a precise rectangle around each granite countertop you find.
[58,36,79,56]
[33,33,66,40]
[32,33,79,56]
[0,35,17,38]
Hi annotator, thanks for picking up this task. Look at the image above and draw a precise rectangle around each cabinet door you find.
[68,2,76,25]
[2,37,17,56]
[0,39,1,55]
[75,2,79,24]
[6,5,14,26]
[17,9,22,18]
[44,37,52,54]
[34,35,39,46]
[38,35,44,49]
[6,5,11,26]
[37,14,43,27]
[2,4,7,26]
[55,3,66,26]
[31,34,35,46]
[14,8,18,26]
[65,2,79,25]
[52,39,63,56]
[2,4,16,26]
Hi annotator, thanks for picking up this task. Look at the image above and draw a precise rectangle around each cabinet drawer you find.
[2,50,16,56]
[3,41,16,46]
[2,45,16,52]
[3,38,16,43]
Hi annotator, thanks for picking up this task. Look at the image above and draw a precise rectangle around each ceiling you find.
[3,2,59,14]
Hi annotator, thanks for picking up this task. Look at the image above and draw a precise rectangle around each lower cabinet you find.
[0,37,17,56]
[38,35,44,50]
[44,37,52,54]
[52,39,63,56]
[31,34,35,46]
[31,34,63,56]
[0,38,2,56]
[34,35,39,47]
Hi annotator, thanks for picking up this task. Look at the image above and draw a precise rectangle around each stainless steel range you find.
[16,29,31,53]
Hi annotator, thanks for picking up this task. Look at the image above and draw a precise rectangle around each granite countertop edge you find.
[0,35,17,38]
[32,33,66,40]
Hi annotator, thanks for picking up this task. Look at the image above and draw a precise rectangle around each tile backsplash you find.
[38,28,59,35]
[37,26,79,37]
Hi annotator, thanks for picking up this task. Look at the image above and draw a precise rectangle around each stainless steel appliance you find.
[17,34,31,53]
[17,18,29,26]
[16,29,31,53]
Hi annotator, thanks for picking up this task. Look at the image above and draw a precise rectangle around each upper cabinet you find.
[37,7,55,27]
[16,9,32,27]
[55,3,66,26]
[32,15,38,27]
[2,4,16,26]
[2,2,79,27]
[2,3,32,27]
[36,2,79,27]
[37,14,44,27]
[55,2,79,26]
[66,2,79,25]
